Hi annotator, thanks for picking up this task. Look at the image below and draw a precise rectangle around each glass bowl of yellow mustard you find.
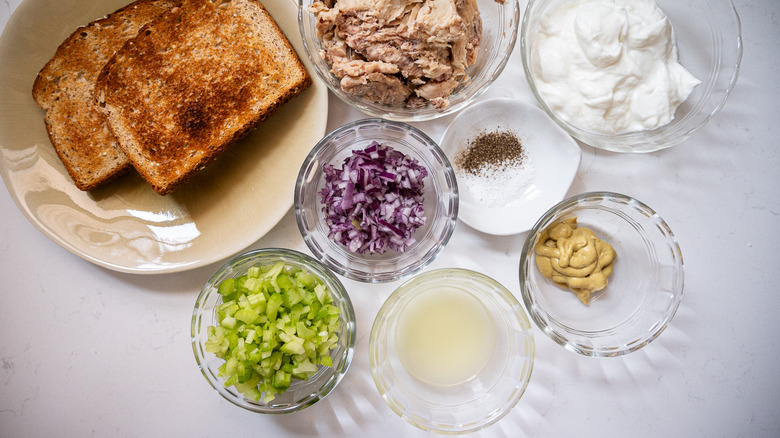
[519,192,684,356]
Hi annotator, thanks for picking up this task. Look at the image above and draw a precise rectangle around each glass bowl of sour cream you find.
[521,0,742,152]
[369,268,535,434]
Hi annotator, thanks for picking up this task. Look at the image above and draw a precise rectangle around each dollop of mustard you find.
[534,217,616,305]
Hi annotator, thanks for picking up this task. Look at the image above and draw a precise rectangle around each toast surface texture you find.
[95,0,312,195]
[32,0,176,191]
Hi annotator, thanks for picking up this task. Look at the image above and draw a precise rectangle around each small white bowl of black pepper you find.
[440,98,582,235]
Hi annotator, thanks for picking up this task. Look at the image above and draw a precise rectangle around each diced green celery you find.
[262,386,278,403]
[315,307,329,321]
[245,329,257,344]
[217,278,235,296]
[204,339,221,354]
[235,371,261,393]
[248,347,262,363]
[314,284,327,304]
[290,304,304,323]
[263,262,285,280]
[234,309,259,324]
[266,293,283,321]
[299,289,314,306]
[225,373,240,387]
[224,304,240,318]
[296,322,315,340]
[236,361,254,384]
[269,351,282,370]
[277,274,294,291]
[247,266,261,278]
[280,340,305,355]
[247,292,266,309]
[204,261,342,403]
[303,340,316,359]
[219,300,236,311]
[283,287,302,308]
[307,301,321,320]
[225,356,238,375]
[295,271,316,289]
[243,277,262,293]
[292,359,318,378]
[235,275,248,290]
[227,333,239,349]
[221,315,237,329]
[272,370,291,389]
[264,264,285,293]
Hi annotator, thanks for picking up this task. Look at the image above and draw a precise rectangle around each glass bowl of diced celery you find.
[191,248,356,413]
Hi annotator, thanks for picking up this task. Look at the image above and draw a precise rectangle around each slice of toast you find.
[32,0,176,191]
[95,0,313,196]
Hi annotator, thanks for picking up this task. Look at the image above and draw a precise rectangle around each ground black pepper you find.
[454,130,526,176]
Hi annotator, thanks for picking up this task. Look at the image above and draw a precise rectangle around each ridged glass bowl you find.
[521,0,742,152]
[295,119,458,283]
[370,268,535,434]
[191,248,356,413]
[298,0,521,121]
[519,192,684,356]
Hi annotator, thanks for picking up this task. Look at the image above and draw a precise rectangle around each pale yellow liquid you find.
[395,287,496,386]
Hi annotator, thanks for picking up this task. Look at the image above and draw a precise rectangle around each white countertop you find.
[1,0,778,436]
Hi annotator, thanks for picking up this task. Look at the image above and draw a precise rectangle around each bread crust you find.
[95,0,312,195]
[32,0,176,191]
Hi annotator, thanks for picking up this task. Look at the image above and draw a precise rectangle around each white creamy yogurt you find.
[530,0,701,135]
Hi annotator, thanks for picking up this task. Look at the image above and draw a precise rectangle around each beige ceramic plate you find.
[0,0,327,274]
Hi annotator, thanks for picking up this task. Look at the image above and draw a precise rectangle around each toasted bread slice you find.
[32,0,176,191]
[94,0,312,196]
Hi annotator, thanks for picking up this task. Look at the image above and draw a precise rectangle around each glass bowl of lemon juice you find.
[369,268,535,434]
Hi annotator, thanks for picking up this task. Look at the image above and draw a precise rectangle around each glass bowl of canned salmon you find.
[295,118,458,283]
[369,268,535,434]
[521,0,742,152]
[298,0,521,121]
[191,248,356,413]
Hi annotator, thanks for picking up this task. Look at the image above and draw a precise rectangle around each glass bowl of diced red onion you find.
[294,118,459,283]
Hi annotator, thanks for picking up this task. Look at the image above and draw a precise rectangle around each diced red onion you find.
[319,141,429,254]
